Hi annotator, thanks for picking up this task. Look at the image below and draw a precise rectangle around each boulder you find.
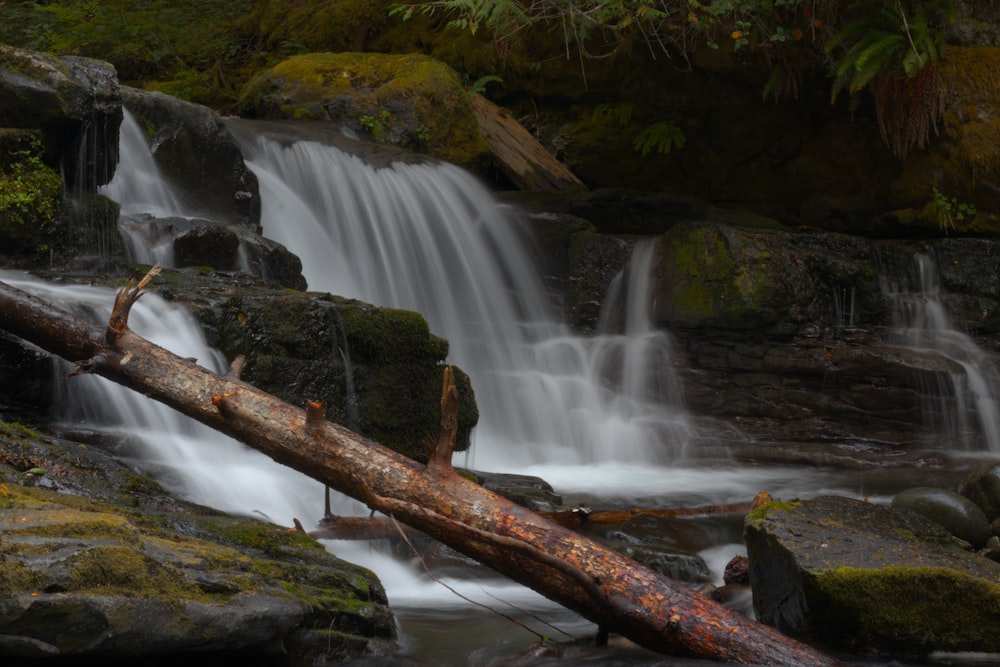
[652,222,882,331]
[0,425,396,664]
[959,461,1000,522]
[0,45,121,189]
[238,52,489,169]
[163,271,479,461]
[120,87,261,229]
[892,486,991,548]
[745,495,1000,656]
[120,215,307,291]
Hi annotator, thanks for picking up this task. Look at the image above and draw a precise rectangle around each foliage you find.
[467,74,503,96]
[632,121,686,156]
[359,109,394,142]
[0,150,62,231]
[0,0,258,108]
[929,187,976,232]
[825,1,956,158]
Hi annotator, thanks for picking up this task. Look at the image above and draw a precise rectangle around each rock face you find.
[744,495,1000,656]
[0,426,396,664]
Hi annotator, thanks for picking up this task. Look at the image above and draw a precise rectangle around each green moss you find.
[239,51,488,167]
[0,421,42,440]
[66,545,202,600]
[745,499,801,523]
[0,558,41,596]
[659,223,780,327]
[810,565,1000,648]
[212,517,323,559]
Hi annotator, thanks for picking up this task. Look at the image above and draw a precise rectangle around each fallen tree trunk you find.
[0,270,849,666]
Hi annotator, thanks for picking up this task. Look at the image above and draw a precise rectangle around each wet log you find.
[470,93,587,192]
[0,270,849,666]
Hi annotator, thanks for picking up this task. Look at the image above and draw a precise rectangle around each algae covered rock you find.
[238,52,488,168]
[0,426,396,663]
[745,495,1000,656]
[959,461,1000,522]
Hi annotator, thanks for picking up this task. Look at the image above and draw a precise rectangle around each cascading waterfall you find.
[229,122,695,475]
[100,109,199,266]
[885,253,1000,452]
[0,271,328,524]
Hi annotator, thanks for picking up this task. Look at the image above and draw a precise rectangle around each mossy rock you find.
[238,52,488,168]
[0,427,396,663]
[186,280,478,461]
[745,495,1000,656]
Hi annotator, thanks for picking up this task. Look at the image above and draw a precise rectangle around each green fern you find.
[632,122,685,157]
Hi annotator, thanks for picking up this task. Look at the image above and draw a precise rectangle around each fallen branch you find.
[0,269,850,666]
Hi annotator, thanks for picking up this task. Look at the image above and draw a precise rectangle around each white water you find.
[232,125,695,472]
[886,254,1000,452]
[0,271,329,525]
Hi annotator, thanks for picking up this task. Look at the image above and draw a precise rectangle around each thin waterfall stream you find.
[884,253,1000,452]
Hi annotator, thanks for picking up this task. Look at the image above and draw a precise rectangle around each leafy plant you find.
[632,121,686,156]
[825,1,958,158]
[359,109,393,142]
[468,74,503,96]
[930,187,976,232]
[591,104,635,128]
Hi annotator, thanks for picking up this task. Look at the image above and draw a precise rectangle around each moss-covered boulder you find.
[238,52,488,168]
[745,495,1000,656]
[0,45,121,188]
[0,422,395,663]
[169,273,478,461]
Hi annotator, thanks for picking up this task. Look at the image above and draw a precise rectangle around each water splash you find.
[230,122,695,470]
[885,253,1000,452]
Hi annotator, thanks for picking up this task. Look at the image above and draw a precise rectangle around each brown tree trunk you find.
[0,272,850,666]
[470,93,587,192]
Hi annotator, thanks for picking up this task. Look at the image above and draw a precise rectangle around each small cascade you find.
[885,253,1000,452]
[230,122,696,471]
[99,109,200,266]
[66,114,123,261]
[0,271,330,525]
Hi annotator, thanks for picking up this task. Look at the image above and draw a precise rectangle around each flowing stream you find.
[17,115,999,665]
[884,253,1000,452]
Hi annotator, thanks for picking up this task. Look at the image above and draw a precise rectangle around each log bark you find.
[470,93,587,192]
[0,272,850,666]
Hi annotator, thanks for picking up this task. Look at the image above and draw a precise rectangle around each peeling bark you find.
[0,271,850,666]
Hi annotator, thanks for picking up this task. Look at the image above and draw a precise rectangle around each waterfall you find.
[228,121,695,473]
[99,109,200,266]
[0,271,329,524]
[885,253,1000,452]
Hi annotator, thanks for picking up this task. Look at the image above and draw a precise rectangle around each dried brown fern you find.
[870,62,946,159]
